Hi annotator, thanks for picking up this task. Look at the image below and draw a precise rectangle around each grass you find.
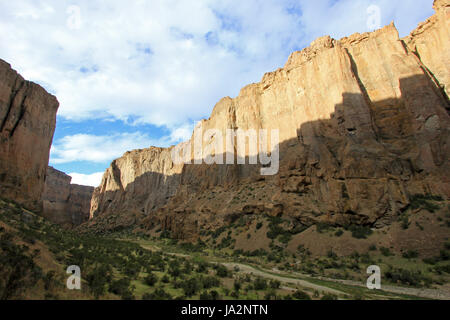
[2,197,448,301]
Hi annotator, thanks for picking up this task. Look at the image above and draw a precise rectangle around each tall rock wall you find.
[0,59,59,212]
[89,147,183,231]
[87,2,450,238]
[43,166,94,228]
[404,0,450,100]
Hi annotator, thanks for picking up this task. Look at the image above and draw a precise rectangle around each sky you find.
[0,0,435,187]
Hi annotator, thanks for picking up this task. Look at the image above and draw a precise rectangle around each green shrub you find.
[86,265,112,298]
[434,264,450,274]
[279,233,292,244]
[243,249,268,257]
[380,247,393,257]
[253,277,268,291]
[196,262,210,273]
[327,249,337,259]
[200,276,220,289]
[109,278,135,300]
[440,250,450,261]
[180,278,201,297]
[316,222,332,233]
[0,232,42,300]
[266,224,285,239]
[293,290,311,300]
[384,267,431,287]
[360,253,373,264]
[334,229,344,237]
[266,217,293,241]
[423,257,438,265]
[212,227,226,238]
[269,280,281,289]
[267,252,281,263]
[215,265,229,278]
[410,194,442,213]
[168,261,181,279]
[43,270,56,291]
[291,224,308,235]
[233,280,241,293]
[144,273,158,286]
[348,225,373,239]
[402,250,419,259]
[199,291,214,300]
[142,288,172,300]
[123,263,141,278]
[217,235,235,249]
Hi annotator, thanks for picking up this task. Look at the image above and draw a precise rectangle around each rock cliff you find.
[0,59,59,212]
[87,1,450,239]
[43,166,94,228]
[404,0,450,100]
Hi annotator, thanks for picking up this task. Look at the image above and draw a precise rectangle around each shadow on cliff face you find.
[85,74,450,237]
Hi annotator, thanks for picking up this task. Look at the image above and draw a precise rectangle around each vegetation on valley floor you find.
[0,196,449,300]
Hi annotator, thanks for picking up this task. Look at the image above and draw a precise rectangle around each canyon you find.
[0,63,92,227]
[85,0,449,246]
[1,0,449,302]
[0,0,448,251]
[42,166,94,228]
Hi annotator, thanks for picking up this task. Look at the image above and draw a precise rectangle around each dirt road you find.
[223,263,450,300]
[135,240,450,300]
[222,262,345,296]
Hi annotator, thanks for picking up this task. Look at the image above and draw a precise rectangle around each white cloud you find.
[169,123,195,143]
[51,132,160,164]
[50,128,190,165]
[0,0,305,128]
[1,0,433,130]
[69,172,104,188]
[0,0,435,174]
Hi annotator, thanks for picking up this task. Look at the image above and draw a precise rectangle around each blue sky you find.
[0,0,435,186]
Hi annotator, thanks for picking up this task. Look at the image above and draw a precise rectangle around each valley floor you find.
[1,198,449,300]
[132,237,450,300]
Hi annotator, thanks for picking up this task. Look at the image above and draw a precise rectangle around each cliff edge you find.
[0,59,59,212]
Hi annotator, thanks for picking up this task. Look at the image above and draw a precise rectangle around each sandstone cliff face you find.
[0,59,59,212]
[404,0,450,100]
[89,147,183,231]
[43,166,94,228]
[87,3,450,239]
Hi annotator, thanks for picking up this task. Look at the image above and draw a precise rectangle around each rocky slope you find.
[42,166,94,228]
[0,59,59,212]
[87,1,450,241]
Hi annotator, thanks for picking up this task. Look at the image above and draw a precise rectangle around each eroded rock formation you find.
[404,0,450,100]
[0,59,59,212]
[87,1,450,239]
[43,166,94,228]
